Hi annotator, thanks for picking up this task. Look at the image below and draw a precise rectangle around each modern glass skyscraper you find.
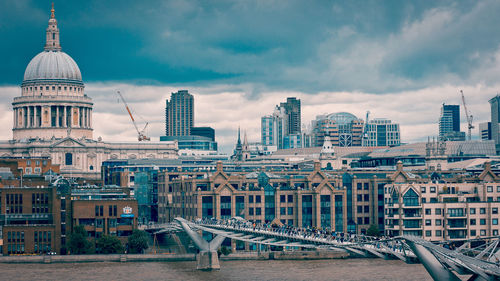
[489,95,500,145]
[165,90,194,136]
[439,104,462,141]
[261,97,301,149]
[362,118,401,147]
[280,97,301,135]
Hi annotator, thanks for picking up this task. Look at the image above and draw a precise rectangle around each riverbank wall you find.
[0,250,349,264]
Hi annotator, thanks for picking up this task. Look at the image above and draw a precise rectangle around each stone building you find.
[385,161,500,241]
[0,6,178,179]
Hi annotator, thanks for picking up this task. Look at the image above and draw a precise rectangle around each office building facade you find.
[479,122,492,141]
[439,104,464,141]
[312,112,364,147]
[362,118,401,147]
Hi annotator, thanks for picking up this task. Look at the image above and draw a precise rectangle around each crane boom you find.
[460,90,474,141]
[116,91,150,141]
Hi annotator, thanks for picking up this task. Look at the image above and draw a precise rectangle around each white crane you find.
[460,90,474,141]
[362,110,370,146]
[116,91,150,141]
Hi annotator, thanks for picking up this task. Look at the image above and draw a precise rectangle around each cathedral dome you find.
[23,51,82,83]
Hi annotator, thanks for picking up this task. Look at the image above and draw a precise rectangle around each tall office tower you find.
[489,95,500,146]
[280,97,301,135]
[439,104,464,141]
[261,106,287,149]
[165,90,194,136]
[362,118,401,147]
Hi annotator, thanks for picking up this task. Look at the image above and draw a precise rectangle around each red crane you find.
[116,91,150,141]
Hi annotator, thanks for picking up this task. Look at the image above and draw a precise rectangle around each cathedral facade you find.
[0,6,177,179]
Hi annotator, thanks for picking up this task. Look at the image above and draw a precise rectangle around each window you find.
[288,207,293,215]
[357,217,363,225]
[256,195,261,203]
[249,208,254,216]
[493,219,498,225]
[493,208,498,214]
[470,219,476,225]
[364,217,370,224]
[364,206,369,213]
[357,206,363,213]
[430,187,436,193]
[280,207,286,215]
[471,230,476,236]
[497,186,500,192]
[280,195,286,203]
[435,208,442,215]
[480,230,486,236]
[480,208,486,214]
[357,195,363,202]
[494,230,499,236]
[436,230,442,236]
[364,194,369,201]
[425,230,431,237]
[425,209,431,215]
[487,186,493,192]
[357,183,362,190]
[255,208,261,215]
[421,186,426,193]
[470,208,476,214]
[65,153,73,166]
[288,195,293,202]
[435,219,441,226]
[425,219,431,226]
[480,219,486,225]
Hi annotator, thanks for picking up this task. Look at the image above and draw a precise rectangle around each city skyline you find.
[1,1,500,153]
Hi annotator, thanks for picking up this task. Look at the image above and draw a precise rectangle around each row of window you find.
[24,85,82,93]
[423,207,498,215]
[424,229,499,237]
[94,205,118,217]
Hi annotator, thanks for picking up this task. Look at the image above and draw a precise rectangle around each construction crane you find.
[362,111,370,146]
[460,90,474,141]
[116,91,150,141]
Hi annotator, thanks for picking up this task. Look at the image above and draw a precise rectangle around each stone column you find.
[13,108,17,129]
[63,106,67,127]
[28,106,32,127]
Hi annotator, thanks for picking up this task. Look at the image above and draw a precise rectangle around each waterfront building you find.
[384,161,500,241]
[439,104,465,141]
[0,178,138,255]
[362,118,401,147]
[311,112,364,147]
[0,6,178,179]
[479,122,492,141]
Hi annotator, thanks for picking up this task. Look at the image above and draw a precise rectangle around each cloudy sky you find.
[0,0,500,153]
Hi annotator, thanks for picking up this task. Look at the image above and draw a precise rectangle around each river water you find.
[0,259,431,281]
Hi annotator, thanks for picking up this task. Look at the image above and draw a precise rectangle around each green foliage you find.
[128,230,149,254]
[367,224,380,237]
[96,235,124,254]
[68,225,94,254]
[220,246,231,256]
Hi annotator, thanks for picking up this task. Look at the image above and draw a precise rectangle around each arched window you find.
[89,165,94,171]
[65,153,72,166]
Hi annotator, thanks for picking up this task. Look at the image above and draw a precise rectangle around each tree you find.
[96,235,124,254]
[128,230,149,254]
[367,224,380,237]
[68,225,94,254]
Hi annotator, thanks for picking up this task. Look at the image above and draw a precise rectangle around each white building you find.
[362,118,401,147]
[0,6,177,179]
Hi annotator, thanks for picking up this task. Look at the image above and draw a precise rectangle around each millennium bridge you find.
[146,217,500,281]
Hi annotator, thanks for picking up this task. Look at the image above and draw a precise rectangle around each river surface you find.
[0,259,431,281]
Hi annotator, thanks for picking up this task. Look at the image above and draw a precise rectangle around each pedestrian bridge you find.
[146,217,500,280]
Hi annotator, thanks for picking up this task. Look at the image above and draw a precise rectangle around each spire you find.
[243,131,248,146]
[237,126,241,145]
[44,3,61,51]
[50,2,55,19]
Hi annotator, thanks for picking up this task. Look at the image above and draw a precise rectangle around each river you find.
[0,259,431,280]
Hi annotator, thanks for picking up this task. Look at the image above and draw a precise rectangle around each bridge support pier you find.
[175,218,225,271]
[197,251,220,270]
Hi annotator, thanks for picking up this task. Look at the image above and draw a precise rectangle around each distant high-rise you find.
[479,122,492,141]
[261,97,301,149]
[439,104,463,141]
[489,95,500,146]
[165,90,194,136]
[280,97,301,135]
[362,118,401,147]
